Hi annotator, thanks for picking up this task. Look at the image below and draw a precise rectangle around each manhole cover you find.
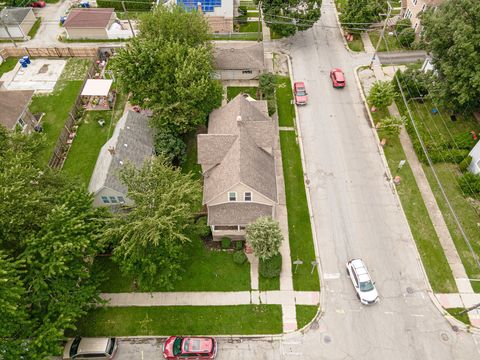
[451,325,459,332]
[310,321,319,330]
[441,333,449,342]
[406,287,415,294]
[323,335,331,344]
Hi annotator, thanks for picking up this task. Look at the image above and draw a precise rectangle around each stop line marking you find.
[324,272,341,280]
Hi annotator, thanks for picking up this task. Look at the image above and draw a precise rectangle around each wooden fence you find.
[48,61,98,169]
[0,47,98,59]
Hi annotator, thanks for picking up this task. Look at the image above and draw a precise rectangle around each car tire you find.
[356,293,360,300]
[346,267,350,275]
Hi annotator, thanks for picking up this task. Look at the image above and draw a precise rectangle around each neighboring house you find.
[401,0,443,34]
[88,111,155,207]
[197,94,277,241]
[63,8,131,40]
[213,42,264,80]
[0,89,36,132]
[168,0,237,33]
[0,7,36,40]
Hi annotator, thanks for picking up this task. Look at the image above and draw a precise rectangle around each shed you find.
[0,89,36,132]
[0,8,36,40]
[64,8,116,40]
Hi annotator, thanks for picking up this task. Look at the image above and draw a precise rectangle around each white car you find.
[346,259,379,305]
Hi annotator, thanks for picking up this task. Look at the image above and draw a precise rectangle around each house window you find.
[228,192,237,201]
[244,192,252,202]
[404,9,412,19]
[413,22,418,31]
[411,0,417,5]
[17,118,26,129]
[101,196,110,204]
[109,196,118,203]
[420,4,426,12]
[239,226,246,230]
[117,196,125,203]
[242,70,253,74]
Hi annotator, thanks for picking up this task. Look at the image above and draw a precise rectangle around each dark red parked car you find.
[330,68,346,88]
[163,337,217,360]
[293,81,308,105]
[31,0,46,7]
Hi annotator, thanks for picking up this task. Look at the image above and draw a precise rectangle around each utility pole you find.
[0,10,18,47]
[370,1,392,68]
[122,1,135,38]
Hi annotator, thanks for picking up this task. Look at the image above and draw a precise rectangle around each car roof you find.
[78,338,110,354]
[182,337,213,353]
[333,70,344,80]
[351,259,371,281]
[294,81,305,87]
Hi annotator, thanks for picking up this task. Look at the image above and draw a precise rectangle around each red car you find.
[31,0,46,7]
[293,81,308,105]
[330,68,346,88]
[163,337,217,359]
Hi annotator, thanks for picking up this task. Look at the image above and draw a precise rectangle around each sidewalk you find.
[100,291,320,307]
[360,34,477,325]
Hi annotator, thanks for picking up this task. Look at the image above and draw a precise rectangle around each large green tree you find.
[0,127,108,358]
[422,0,480,112]
[339,0,387,32]
[112,6,222,134]
[262,0,322,37]
[246,217,284,260]
[107,156,201,290]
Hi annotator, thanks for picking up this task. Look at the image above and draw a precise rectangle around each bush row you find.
[97,0,152,11]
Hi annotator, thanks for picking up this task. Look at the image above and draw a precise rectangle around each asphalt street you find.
[56,1,480,359]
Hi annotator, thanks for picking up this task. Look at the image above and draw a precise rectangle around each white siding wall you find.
[208,182,275,206]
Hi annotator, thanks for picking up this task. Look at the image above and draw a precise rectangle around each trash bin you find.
[22,55,31,64]
[19,59,27,68]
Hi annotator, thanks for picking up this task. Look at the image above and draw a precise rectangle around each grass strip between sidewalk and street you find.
[74,305,283,336]
[296,305,318,329]
[275,76,295,127]
[445,308,471,325]
[367,103,457,293]
[279,131,320,291]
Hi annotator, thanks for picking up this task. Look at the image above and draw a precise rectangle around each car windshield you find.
[69,338,82,357]
[296,88,306,96]
[360,280,374,292]
[173,338,183,356]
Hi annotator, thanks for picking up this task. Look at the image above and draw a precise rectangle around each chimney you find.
[197,2,202,13]
[108,146,115,155]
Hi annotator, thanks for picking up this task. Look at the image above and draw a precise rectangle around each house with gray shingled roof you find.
[88,110,154,207]
[213,42,264,80]
[198,94,277,240]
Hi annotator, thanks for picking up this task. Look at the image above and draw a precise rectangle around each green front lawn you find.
[276,76,295,127]
[28,18,42,39]
[347,33,365,52]
[279,131,320,291]
[74,305,282,336]
[446,308,471,325]
[93,236,251,292]
[296,305,318,329]
[227,86,258,101]
[259,275,279,291]
[239,21,262,33]
[0,57,19,77]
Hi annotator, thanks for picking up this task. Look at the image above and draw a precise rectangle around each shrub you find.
[393,67,431,99]
[453,132,477,150]
[238,5,248,16]
[459,173,480,195]
[395,18,412,33]
[195,217,211,238]
[235,241,244,250]
[368,81,396,109]
[233,251,247,265]
[97,0,151,11]
[459,156,473,173]
[246,217,283,260]
[259,254,282,278]
[398,27,416,48]
[154,126,186,165]
[378,115,405,136]
[259,73,276,99]
[221,237,232,249]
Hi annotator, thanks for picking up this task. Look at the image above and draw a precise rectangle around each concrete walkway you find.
[360,33,477,324]
[100,291,320,307]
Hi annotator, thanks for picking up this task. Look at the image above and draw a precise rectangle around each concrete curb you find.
[330,0,355,54]
[285,53,326,325]
[353,65,480,335]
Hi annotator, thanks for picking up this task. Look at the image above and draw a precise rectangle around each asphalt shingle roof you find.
[213,42,264,70]
[207,203,273,226]
[64,8,114,28]
[0,90,34,129]
[0,8,32,25]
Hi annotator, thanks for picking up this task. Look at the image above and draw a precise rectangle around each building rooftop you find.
[64,8,115,28]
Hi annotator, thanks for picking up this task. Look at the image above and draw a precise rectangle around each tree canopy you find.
[112,6,222,135]
[262,0,322,37]
[0,127,108,359]
[246,217,284,260]
[339,0,387,31]
[422,0,480,112]
[107,156,202,290]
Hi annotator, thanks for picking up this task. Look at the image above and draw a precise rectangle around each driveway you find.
[29,0,72,46]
